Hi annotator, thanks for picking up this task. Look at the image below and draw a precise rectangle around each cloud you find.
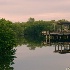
[0,12,70,22]
[0,0,70,22]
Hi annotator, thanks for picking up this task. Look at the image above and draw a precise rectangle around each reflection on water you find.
[17,36,70,54]
[13,45,70,70]
[1,36,70,70]
[53,42,70,54]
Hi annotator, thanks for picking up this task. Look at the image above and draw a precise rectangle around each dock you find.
[42,21,70,54]
[42,21,70,44]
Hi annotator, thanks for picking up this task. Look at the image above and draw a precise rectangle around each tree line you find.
[0,18,70,47]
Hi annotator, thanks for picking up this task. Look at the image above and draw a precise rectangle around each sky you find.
[0,0,70,22]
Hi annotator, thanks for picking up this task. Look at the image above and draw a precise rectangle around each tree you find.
[27,17,35,23]
[0,18,17,47]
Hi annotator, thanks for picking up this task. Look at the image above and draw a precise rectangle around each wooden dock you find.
[42,31,70,44]
[42,22,70,54]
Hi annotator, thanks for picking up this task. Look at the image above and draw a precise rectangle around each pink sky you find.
[0,0,70,22]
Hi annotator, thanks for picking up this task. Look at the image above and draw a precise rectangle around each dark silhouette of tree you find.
[27,17,35,23]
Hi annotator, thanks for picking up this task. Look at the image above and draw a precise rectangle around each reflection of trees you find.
[27,42,44,50]
[16,36,27,46]
[16,35,44,50]
[0,46,16,70]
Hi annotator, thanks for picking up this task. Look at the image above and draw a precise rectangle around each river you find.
[12,44,70,70]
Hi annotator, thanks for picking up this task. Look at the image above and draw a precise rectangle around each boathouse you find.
[42,21,70,44]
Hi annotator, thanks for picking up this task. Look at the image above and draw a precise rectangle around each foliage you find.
[11,22,24,37]
[27,17,35,23]
[0,18,17,70]
[0,18,70,48]
[0,18,17,47]
[24,22,44,43]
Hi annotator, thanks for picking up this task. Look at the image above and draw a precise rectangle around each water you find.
[12,45,70,70]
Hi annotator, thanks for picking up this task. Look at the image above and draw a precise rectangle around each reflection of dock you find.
[42,21,70,54]
[54,42,70,54]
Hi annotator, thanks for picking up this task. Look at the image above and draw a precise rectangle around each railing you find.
[42,30,70,36]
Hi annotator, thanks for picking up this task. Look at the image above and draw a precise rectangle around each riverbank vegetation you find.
[0,18,70,47]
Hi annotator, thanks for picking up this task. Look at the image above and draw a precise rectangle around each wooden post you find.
[55,44,57,52]
[61,44,62,52]
[59,35,61,39]
[57,35,58,39]
[58,44,59,51]
[49,31,50,44]
[46,34,48,44]
[67,35,68,39]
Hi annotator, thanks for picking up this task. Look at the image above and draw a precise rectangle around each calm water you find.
[12,45,70,70]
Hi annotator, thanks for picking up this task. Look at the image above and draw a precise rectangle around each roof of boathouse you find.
[57,21,70,25]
